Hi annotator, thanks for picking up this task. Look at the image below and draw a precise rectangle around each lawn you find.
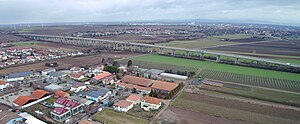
[172,92,300,124]
[200,84,300,107]
[92,109,149,124]
[10,41,44,46]
[45,97,57,105]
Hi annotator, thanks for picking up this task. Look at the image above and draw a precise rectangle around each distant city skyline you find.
[0,0,299,25]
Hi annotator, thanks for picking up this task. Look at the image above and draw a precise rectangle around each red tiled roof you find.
[126,94,141,102]
[13,96,38,106]
[0,80,8,85]
[151,80,178,92]
[55,90,69,98]
[31,90,51,99]
[143,96,161,105]
[93,72,112,80]
[122,75,153,87]
[70,73,82,78]
[113,100,133,108]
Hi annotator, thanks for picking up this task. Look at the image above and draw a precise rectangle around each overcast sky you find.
[0,0,299,25]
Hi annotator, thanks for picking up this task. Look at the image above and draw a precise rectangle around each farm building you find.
[13,90,52,109]
[113,100,134,112]
[151,80,179,98]
[145,69,164,79]
[159,73,188,80]
[85,88,111,102]
[122,75,153,87]
[141,96,162,111]
[116,82,151,94]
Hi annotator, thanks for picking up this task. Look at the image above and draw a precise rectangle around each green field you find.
[200,83,300,107]
[92,109,148,124]
[10,41,44,46]
[156,39,238,49]
[172,92,300,124]
[125,54,300,92]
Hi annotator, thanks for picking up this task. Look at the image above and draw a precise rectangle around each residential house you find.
[50,107,71,122]
[113,100,133,112]
[92,71,112,84]
[42,68,56,75]
[70,66,84,72]
[0,80,10,90]
[55,90,69,98]
[48,71,67,78]
[116,82,151,94]
[141,96,162,111]
[86,88,111,102]
[70,73,85,80]
[52,98,84,116]
[126,94,141,105]
[70,83,86,93]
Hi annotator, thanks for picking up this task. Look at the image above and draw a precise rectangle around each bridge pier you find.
[235,58,240,64]
[159,48,164,54]
[199,52,204,60]
[172,49,176,56]
[185,51,189,57]
[216,55,221,62]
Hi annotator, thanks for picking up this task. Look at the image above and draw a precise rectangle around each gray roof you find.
[8,71,33,78]
[48,71,66,77]
[43,68,55,72]
[87,88,110,98]
[147,69,164,75]
[44,84,63,90]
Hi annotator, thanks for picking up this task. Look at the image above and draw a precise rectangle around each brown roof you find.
[122,75,153,87]
[143,96,161,105]
[113,100,133,108]
[117,82,151,91]
[126,94,141,102]
[70,73,83,78]
[0,80,8,85]
[31,90,51,99]
[13,96,38,106]
[151,80,178,92]
[0,111,22,123]
[55,90,69,98]
[72,83,85,88]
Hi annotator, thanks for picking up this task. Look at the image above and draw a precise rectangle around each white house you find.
[42,68,56,76]
[0,80,10,90]
[86,88,111,102]
[69,73,85,80]
[113,100,133,112]
[141,96,162,111]
[70,83,87,93]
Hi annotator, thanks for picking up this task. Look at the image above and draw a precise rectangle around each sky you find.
[0,0,299,25]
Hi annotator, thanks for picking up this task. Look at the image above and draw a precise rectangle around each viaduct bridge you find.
[17,34,300,68]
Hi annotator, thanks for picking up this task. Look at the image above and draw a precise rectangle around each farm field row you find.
[200,83,300,107]
[126,54,300,92]
[172,92,300,124]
